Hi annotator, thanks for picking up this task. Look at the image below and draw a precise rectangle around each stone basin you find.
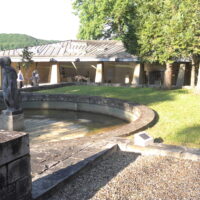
[24,109,127,144]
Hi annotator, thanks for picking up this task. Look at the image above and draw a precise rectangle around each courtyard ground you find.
[47,150,200,200]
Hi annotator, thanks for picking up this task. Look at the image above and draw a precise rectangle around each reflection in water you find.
[24,109,126,144]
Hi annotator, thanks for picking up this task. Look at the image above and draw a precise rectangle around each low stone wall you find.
[18,82,162,93]
[21,93,155,136]
[21,93,141,122]
[0,131,31,200]
[0,92,155,136]
[20,82,76,92]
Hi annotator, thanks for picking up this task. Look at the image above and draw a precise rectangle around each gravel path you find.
[47,151,200,200]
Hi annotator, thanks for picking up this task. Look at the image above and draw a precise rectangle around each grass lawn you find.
[39,86,200,148]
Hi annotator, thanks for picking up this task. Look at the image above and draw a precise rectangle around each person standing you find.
[17,70,24,88]
[35,70,40,86]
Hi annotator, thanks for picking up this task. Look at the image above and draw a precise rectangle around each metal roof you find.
[0,40,139,62]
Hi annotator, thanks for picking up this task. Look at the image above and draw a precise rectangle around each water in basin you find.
[24,109,126,144]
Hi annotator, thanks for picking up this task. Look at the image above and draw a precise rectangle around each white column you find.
[132,63,141,85]
[176,64,186,87]
[50,64,60,84]
[95,63,103,83]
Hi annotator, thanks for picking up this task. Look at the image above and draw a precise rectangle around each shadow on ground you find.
[170,125,200,147]
[33,150,140,200]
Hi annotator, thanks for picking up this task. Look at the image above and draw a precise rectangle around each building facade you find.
[0,40,193,88]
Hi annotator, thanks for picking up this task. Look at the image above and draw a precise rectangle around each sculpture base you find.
[0,111,24,131]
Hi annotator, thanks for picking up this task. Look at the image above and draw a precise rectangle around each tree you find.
[21,47,33,86]
[161,0,200,89]
[73,0,200,89]
[73,0,138,53]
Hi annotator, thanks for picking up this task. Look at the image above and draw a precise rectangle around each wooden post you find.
[146,70,150,85]
[176,63,186,88]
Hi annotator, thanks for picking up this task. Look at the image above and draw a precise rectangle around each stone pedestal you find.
[0,131,31,200]
[0,110,24,131]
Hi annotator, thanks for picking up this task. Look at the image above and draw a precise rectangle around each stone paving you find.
[26,109,123,179]
[25,110,125,199]
[31,136,115,199]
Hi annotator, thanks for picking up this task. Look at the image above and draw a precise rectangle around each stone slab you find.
[0,166,7,188]
[32,145,118,200]
[16,176,32,199]
[8,156,31,184]
[0,131,29,166]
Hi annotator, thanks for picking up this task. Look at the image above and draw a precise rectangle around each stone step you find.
[32,144,119,200]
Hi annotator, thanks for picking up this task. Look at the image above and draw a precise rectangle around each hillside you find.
[0,33,60,50]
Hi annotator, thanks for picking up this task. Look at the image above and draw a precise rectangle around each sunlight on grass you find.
[39,86,200,148]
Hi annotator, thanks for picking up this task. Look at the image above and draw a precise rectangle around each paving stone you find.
[0,166,7,188]
[8,156,30,184]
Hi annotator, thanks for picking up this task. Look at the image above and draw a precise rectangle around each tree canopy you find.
[73,0,200,64]
[136,0,200,64]
[73,0,138,53]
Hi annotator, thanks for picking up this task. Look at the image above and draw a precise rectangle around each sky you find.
[0,0,80,41]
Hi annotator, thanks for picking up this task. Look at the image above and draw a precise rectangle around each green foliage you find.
[73,0,200,64]
[137,0,200,63]
[73,0,138,53]
[21,47,33,68]
[20,47,33,85]
[39,85,200,148]
[0,33,60,50]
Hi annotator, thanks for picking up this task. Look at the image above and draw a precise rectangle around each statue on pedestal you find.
[0,56,22,114]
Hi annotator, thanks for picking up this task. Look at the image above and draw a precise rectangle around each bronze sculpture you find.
[0,56,22,114]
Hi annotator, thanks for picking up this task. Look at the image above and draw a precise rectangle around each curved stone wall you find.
[0,92,155,137]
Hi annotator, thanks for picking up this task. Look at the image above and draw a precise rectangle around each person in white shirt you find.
[17,70,24,88]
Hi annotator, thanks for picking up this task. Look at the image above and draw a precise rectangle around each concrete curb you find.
[117,139,200,161]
